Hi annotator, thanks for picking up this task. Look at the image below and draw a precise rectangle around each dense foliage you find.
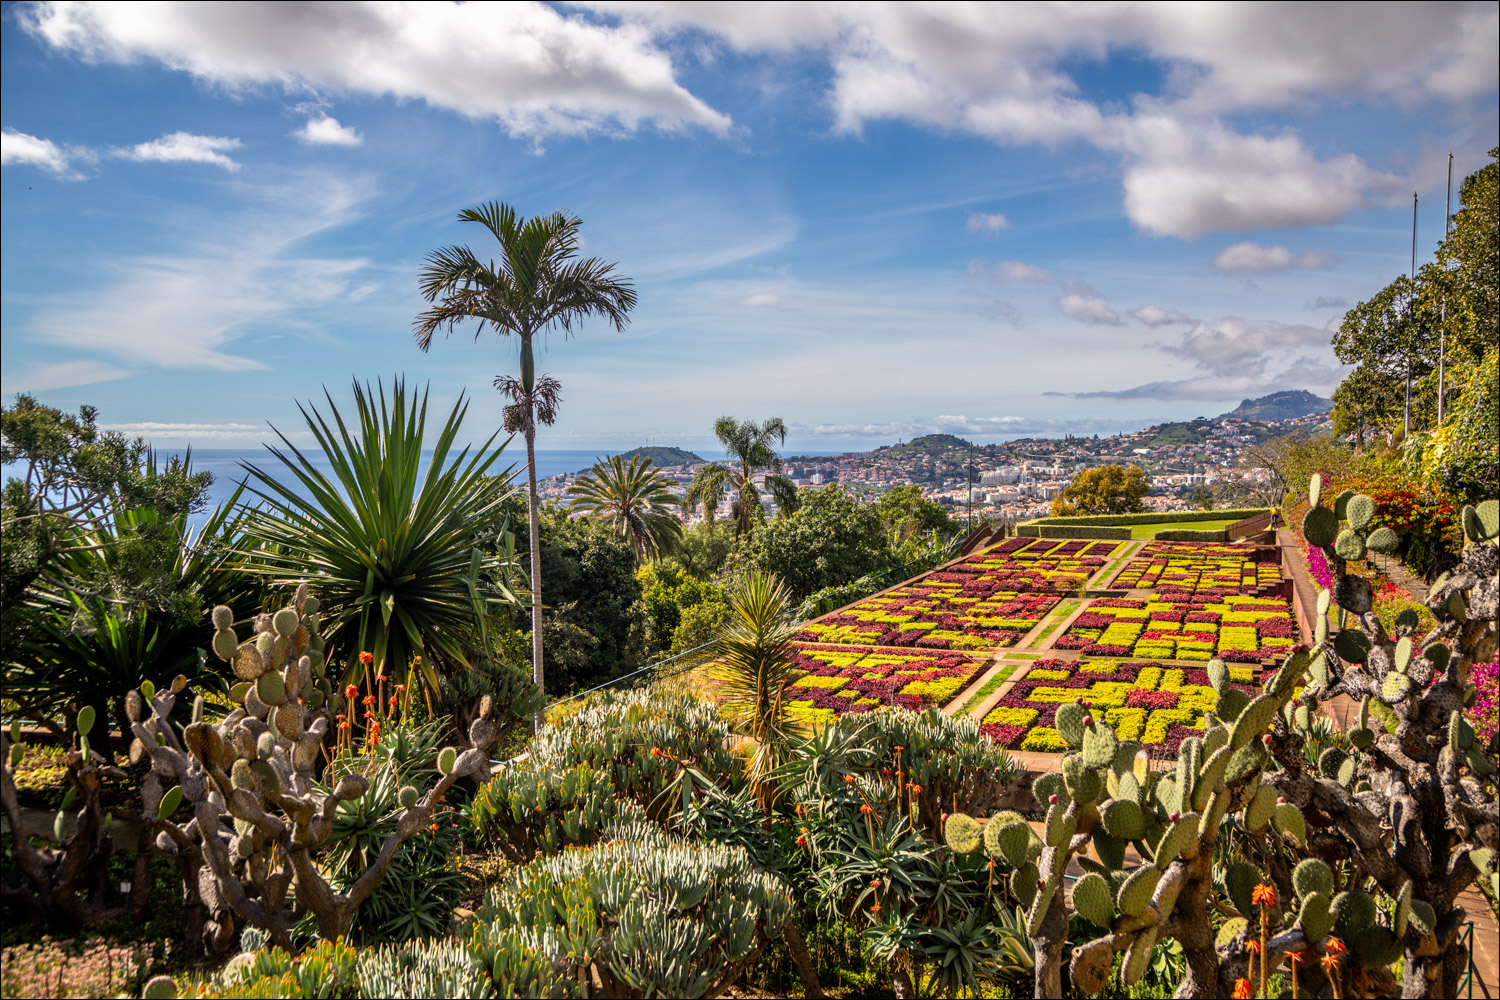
[1051,464,1149,516]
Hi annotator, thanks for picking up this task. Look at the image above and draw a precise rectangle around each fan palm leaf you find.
[566,454,683,562]
[684,416,799,539]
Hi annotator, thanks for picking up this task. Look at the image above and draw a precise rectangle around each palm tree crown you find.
[685,416,799,539]
[414,202,636,710]
[566,454,684,562]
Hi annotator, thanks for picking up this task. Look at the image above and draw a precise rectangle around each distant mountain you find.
[615,446,705,467]
[1222,391,1331,422]
[873,433,973,455]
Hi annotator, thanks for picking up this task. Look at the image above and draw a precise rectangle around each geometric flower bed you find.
[796,584,1060,650]
[784,643,990,724]
[1053,595,1296,662]
[1109,540,1282,598]
[945,537,1121,593]
[979,657,1260,758]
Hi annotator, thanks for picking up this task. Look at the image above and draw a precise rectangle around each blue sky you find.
[3,2,1496,452]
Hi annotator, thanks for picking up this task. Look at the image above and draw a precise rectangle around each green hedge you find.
[1016,524,1132,539]
[1154,528,1228,542]
[1018,507,1269,528]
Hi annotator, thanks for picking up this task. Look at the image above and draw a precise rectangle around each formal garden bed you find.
[783,643,992,723]
[1053,594,1296,662]
[979,656,1260,757]
[796,586,1060,649]
[1107,539,1283,596]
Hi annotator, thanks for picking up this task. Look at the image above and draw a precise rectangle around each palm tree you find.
[566,454,684,562]
[713,570,801,812]
[415,203,636,710]
[684,416,799,539]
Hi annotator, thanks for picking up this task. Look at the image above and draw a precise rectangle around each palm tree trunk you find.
[525,418,544,731]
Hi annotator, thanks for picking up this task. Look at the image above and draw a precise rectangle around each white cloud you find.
[965,211,1010,235]
[21,1,731,141]
[991,260,1055,282]
[295,114,362,146]
[593,3,1469,237]
[0,359,132,394]
[1211,242,1341,274]
[1172,317,1331,376]
[1131,304,1193,327]
[24,172,376,372]
[1057,291,1121,326]
[741,292,782,307]
[115,131,242,170]
[1116,117,1392,238]
[2,128,79,177]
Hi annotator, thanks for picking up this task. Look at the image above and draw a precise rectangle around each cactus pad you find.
[1063,753,1102,804]
[1332,489,1355,520]
[1345,494,1376,531]
[1072,872,1114,928]
[1012,861,1039,909]
[1427,643,1452,672]
[1093,830,1127,870]
[1122,925,1158,986]
[1082,723,1117,769]
[1215,688,1250,722]
[213,629,239,661]
[1216,916,1247,949]
[1033,771,1064,806]
[1273,802,1306,845]
[1055,702,1088,749]
[143,974,179,999]
[1298,891,1333,942]
[437,747,457,776]
[1226,862,1259,919]
[1392,880,1413,937]
[1116,865,1161,917]
[1354,925,1402,968]
[1231,694,1278,750]
[1207,659,1228,694]
[272,608,299,637]
[1474,498,1500,540]
[1334,628,1372,664]
[985,810,1025,855]
[1303,506,1338,547]
[1331,890,1377,938]
[1028,875,1058,936]
[1309,473,1323,507]
[1153,814,1197,869]
[1317,747,1348,780]
[1366,526,1400,553]
[1194,746,1231,810]
[1408,899,1436,937]
[1293,858,1334,899]
[398,785,419,810]
[945,813,983,855]
[997,822,1036,869]
[1382,672,1412,701]
[255,671,285,707]
[1334,528,1367,561]
[1045,805,1076,848]
[1102,799,1145,840]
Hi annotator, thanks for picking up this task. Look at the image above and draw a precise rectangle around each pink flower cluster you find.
[1468,657,1498,757]
[785,644,987,717]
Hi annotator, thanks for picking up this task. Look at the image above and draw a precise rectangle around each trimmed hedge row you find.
[1015,524,1132,539]
[1018,507,1269,528]
[1153,528,1229,542]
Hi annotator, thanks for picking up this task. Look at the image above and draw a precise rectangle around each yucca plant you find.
[714,571,802,812]
[566,453,683,562]
[238,378,517,689]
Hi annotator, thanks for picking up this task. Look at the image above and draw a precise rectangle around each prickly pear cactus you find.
[1273,477,1499,1000]
[947,649,1319,998]
[128,584,504,953]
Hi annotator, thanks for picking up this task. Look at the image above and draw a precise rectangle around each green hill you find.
[614,446,705,467]
[873,433,973,455]
[1223,390,1331,421]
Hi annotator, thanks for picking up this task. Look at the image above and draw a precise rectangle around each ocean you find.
[2,446,845,526]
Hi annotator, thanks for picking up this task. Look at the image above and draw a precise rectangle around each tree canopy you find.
[732,485,889,602]
[1051,464,1149,516]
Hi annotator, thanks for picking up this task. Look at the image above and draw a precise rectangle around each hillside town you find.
[536,393,1331,522]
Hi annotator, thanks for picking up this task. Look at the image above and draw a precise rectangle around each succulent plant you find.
[1268,477,1499,999]
[128,584,504,953]
[1,710,155,929]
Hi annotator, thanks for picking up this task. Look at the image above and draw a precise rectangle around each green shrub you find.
[1016,524,1132,539]
[1153,528,1228,541]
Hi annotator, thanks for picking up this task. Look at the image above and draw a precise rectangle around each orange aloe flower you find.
[1252,883,1277,908]
[1324,937,1346,955]
[1232,979,1253,1000]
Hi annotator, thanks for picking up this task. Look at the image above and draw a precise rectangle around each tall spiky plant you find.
[415,203,636,715]
[566,454,684,562]
[714,571,801,812]
[238,378,516,691]
[684,417,798,540]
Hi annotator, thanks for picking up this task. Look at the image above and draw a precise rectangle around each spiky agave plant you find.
[238,378,517,691]
[714,571,802,812]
